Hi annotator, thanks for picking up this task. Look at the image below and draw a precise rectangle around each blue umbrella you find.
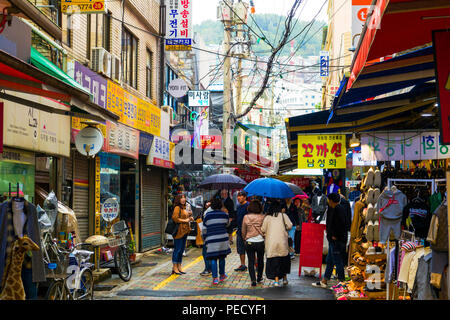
[199,174,247,190]
[244,178,295,199]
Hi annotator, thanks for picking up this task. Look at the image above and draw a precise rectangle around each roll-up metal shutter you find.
[72,150,90,242]
[141,165,162,250]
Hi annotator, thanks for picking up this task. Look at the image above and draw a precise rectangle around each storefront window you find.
[0,148,35,203]
[99,152,121,234]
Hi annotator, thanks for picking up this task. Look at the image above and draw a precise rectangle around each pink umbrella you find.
[292,194,309,200]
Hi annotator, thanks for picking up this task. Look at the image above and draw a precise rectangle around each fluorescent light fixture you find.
[420,112,434,117]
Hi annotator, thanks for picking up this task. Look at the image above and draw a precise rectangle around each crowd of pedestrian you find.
[170,186,352,289]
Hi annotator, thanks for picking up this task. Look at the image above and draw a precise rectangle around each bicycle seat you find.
[85,235,109,246]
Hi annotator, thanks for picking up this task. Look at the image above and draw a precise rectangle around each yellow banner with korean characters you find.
[297,134,347,169]
[106,80,161,136]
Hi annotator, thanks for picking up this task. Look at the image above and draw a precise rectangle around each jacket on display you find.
[411,253,438,300]
[376,188,408,220]
[0,200,46,286]
[427,204,448,252]
[311,194,327,217]
[402,200,431,239]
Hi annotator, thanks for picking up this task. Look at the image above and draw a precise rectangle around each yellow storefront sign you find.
[106,81,124,118]
[297,134,347,169]
[61,0,107,14]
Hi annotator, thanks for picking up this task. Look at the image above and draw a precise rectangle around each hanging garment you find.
[0,200,46,286]
[398,250,416,284]
[430,250,448,289]
[407,247,431,292]
[402,200,431,239]
[411,253,438,300]
[427,204,448,252]
[429,192,443,215]
[377,189,407,243]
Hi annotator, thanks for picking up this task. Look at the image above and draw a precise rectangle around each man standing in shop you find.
[234,191,249,272]
[312,193,347,288]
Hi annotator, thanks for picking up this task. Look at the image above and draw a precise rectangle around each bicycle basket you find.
[107,233,127,248]
[111,220,129,235]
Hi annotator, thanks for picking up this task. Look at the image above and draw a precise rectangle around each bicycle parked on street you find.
[45,243,95,300]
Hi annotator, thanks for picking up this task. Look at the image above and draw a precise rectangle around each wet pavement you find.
[94,238,335,300]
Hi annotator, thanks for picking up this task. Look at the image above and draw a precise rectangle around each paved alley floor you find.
[94,238,335,301]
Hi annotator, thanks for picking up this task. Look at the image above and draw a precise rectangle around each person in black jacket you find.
[219,189,236,244]
[312,193,347,288]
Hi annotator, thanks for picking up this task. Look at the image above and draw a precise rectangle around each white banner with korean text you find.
[361,132,450,161]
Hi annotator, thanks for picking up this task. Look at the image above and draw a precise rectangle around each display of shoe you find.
[366,246,376,255]
[273,281,280,287]
[373,188,381,203]
[373,221,380,242]
[374,169,382,188]
[366,204,375,222]
[367,221,374,242]
[283,279,289,286]
[366,168,375,187]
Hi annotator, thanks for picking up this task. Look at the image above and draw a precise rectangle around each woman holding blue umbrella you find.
[244,178,295,287]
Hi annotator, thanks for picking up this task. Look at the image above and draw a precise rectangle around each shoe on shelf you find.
[312,281,328,289]
[200,270,211,276]
[219,274,228,282]
[273,281,280,287]
[212,278,219,285]
[234,265,247,272]
[283,279,289,286]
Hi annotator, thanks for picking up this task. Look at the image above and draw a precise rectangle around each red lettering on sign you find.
[302,143,314,157]
[316,143,329,157]
[331,143,342,158]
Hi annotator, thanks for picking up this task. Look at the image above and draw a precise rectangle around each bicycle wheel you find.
[114,246,132,281]
[46,280,67,300]
[72,268,94,300]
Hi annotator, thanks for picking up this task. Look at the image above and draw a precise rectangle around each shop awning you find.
[235,122,274,139]
[348,0,450,91]
[0,48,119,123]
[332,46,436,110]
[286,88,437,156]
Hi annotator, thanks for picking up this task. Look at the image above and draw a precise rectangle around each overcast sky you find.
[192,0,329,25]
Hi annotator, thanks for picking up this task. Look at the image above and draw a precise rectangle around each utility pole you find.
[223,15,232,161]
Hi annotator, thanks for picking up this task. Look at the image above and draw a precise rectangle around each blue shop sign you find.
[139,132,154,155]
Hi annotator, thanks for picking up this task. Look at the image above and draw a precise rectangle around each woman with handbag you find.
[171,194,193,275]
[241,199,266,287]
[261,198,293,287]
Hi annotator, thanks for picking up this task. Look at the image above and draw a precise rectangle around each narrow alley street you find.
[94,240,334,300]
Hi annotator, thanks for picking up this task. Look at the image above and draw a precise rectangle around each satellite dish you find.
[75,126,104,157]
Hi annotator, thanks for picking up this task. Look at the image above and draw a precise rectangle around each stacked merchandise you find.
[334,167,390,300]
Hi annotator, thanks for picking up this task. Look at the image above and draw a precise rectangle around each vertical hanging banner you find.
[319,51,329,78]
[433,30,450,144]
[95,156,101,235]
[166,0,192,51]
[297,134,346,169]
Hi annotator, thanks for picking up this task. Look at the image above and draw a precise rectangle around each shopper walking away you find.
[199,200,212,276]
[234,191,249,272]
[287,198,301,259]
[203,198,232,285]
[312,193,348,288]
[219,189,236,244]
[171,195,194,275]
[261,198,293,287]
[242,199,266,286]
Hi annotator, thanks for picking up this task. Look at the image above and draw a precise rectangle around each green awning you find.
[30,47,91,98]
[235,122,273,139]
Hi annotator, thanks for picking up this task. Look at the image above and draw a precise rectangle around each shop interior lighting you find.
[350,133,360,148]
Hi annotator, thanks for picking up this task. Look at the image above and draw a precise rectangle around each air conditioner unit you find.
[110,55,121,83]
[162,105,177,127]
[91,47,111,78]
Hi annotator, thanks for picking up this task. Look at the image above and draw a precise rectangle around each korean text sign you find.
[361,132,450,161]
[297,134,346,169]
[166,0,192,51]
[74,61,107,108]
[61,0,106,14]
